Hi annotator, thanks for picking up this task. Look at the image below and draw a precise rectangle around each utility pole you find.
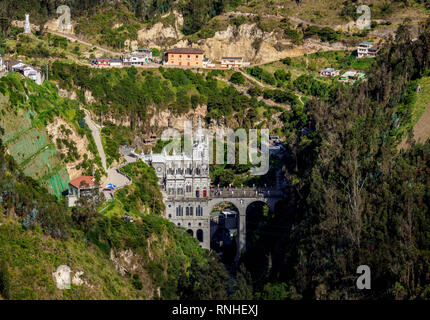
[306,51,309,70]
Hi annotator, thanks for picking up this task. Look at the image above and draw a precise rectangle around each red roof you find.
[69,176,97,189]
[165,48,204,54]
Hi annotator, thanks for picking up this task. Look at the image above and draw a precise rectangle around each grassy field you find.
[0,216,141,300]
[411,76,430,126]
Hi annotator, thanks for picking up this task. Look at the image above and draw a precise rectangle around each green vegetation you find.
[0,74,102,196]
[237,20,430,300]
[410,76,430,126]
[115,161,165,216]
[303,25,341,43]
[0,129,230,299]
[50,63,277,131]
[75,4,141,49]
[230,72,246,85]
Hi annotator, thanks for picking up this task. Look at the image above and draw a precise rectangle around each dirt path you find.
[237,69,277,90]
[399,102,430,150]
[82,109,107,171]
[49,30,121,56]
[215,76,290,110]
[411,102,430,144]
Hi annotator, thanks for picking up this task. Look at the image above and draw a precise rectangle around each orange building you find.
[163,48,204,67]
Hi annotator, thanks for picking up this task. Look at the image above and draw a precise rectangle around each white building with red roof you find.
[67,176,99,207]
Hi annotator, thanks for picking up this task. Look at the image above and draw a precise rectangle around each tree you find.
[0,260,11,299]
[231,265,254,299]
[230,72,246,85]
[177,255,230,300]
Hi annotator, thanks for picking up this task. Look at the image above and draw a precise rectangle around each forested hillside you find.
[235,19,430,300]
[1,0,428,52]
[0,128,230,299]
[0,0,429,302]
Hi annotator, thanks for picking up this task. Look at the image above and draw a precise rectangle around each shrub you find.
[230,72,246,85]
[0,260,11,299]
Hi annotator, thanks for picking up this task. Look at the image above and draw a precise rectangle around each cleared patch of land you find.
[399,76,430,149]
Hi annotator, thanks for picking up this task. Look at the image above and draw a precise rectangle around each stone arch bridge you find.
[165,188,283,255]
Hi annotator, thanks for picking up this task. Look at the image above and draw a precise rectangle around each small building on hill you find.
[163,48,204,68]
[109,58,123,67]
[357,41,380,58]
[339,71,366,83]
[122,52,150,66]
[134,48,153,59]
[4,60,44,85]
[92,57,111,67]
[221,57,244,69]
[320,68,340,77]
[67,176,99,207]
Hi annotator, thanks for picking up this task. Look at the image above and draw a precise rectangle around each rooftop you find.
[165,48,204,54]
[69,176,97,189]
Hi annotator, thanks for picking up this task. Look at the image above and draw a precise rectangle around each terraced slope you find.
[0,74,101,197]
[0,95,69,197]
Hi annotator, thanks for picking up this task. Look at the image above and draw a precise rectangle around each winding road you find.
[83,108,107,171]
[83,109,138,201]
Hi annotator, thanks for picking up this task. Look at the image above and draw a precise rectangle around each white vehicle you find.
[222,210,238,218]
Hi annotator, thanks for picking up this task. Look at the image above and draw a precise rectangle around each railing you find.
[209,188,283,198]
[165,187,283,201]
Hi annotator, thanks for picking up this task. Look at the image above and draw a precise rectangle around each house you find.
[357,41,380,58]
[4,59,23,72]
[122,52,150,66]
[339,71,366,83]
[5,60,44,85]
[203,58,215,69]
[320,68,340,77]
[109,58,122,67]
[67,176,99,207]
[22,65,43,85]
[163,48,204,67]
[221,57,244,69]
[93,57,111,67]
[134,48,152,59]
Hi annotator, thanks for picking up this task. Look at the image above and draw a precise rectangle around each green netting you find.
[0,109,33,143]
[22,148,57,179]
[7,129,48,164]
[47,167,70,198]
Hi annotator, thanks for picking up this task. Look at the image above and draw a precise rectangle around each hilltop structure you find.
[357,41,380,58]
[163,48,205,68]
[24,14,31,34]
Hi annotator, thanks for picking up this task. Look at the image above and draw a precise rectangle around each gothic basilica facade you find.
[141,118,212,248]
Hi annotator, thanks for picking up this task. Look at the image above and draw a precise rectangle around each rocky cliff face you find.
[137,19,353,64]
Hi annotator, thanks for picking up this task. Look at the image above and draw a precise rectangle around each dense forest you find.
[236,19,430,299]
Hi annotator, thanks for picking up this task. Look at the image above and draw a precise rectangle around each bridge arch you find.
[207,195,283,261]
